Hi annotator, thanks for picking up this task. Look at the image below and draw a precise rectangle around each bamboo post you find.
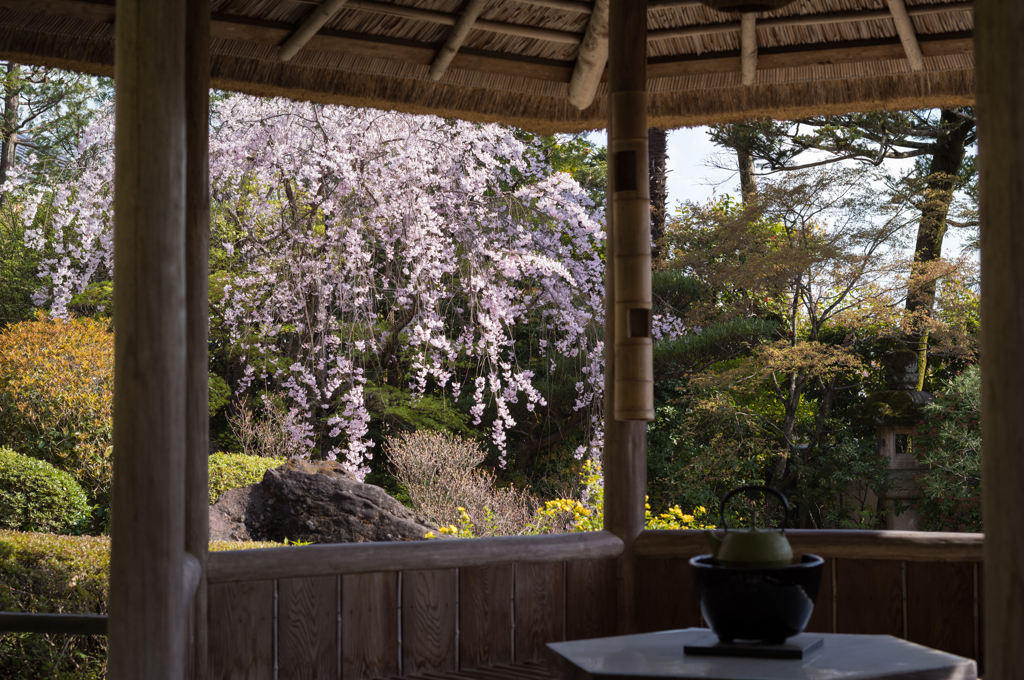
[977,1,1024,677]
[107,1,187,679]
[604,0,649,636]
[185,0,211,677]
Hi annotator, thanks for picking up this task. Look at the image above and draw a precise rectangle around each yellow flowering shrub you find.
[0,313,114,509]
[528,460,714,534]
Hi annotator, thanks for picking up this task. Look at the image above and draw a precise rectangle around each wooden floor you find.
[391,661,556,680]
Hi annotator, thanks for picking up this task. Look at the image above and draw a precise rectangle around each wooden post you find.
[185,0,211,678]
[604,0,648,636]
[107,1,187,679]
[977,1,1024,677]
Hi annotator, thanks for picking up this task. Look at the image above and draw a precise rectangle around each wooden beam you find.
[888,0,926,71]
[106,1,186,679]
[429,0,489,81]
[635,530,985,562]
[207,531,624,583]
[0,613,108,636]
[740,12,756,85]
[185,0,210,676]
[976,0,1024,676]
[278,0,350,62]
[567,0,608,109]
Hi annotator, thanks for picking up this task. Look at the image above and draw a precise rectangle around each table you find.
[546,628,977,680]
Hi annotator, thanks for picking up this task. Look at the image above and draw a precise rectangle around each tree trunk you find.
[738,145,757,203]
[648,127,667,262]
[0,63,21,191]
[905,108,975,389]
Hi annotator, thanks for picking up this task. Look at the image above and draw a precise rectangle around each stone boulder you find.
[209,458,435,543]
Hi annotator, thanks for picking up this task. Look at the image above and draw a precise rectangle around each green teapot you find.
[704,485,793,568]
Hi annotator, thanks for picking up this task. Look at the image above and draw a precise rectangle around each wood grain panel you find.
[566,559,616,640]
[835,559,903,637]
[514,562,565,662]
[459,564,513,669]
[906,561,974,659]
[634,558,700,633]
[804,557,834,634]
[402,569,457,674]
[977,564,984,675]
[279,576,338,680]
[207,580,274,680]
[343,572,398,680]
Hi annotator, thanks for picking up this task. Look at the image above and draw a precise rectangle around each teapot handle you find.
[719,485,790,532]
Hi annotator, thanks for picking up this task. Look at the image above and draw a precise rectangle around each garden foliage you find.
[0,530,109,680]
[913,365,982,531]
[387,430,535,537]
[208,452,287,504]
[22,97,616,478]
[0,448,90,533]
[0,530,283,679]
[0,313,113,511]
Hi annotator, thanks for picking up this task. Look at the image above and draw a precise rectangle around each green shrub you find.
[0,530,109,680]
[0,448,90,534]
[0,313,114,516]
[0,530,281,679]
[913,365,982,532]
[208,452,286,504]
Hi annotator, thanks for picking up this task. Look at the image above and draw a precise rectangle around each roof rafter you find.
[740,12,756,86]
[278,0,350,61]
[567,0,608,109]
[429,0,489,80]
[887,0,926,71]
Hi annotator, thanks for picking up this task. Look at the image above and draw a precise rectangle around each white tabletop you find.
[546,628,977,680]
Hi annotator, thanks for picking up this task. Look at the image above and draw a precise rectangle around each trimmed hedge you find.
[0,448,91,534]
[0,530,109,680]
[208,452,286,504]
[0,530,281,679]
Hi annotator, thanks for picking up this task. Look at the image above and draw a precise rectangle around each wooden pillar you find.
[604,0,649,636]
[185,0,211,678]
[977,2,1024,677]
[107,1,187,679]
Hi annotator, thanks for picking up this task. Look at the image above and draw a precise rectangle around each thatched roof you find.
[0,0,973,133]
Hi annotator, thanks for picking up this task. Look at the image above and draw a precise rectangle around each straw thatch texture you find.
[0,0,975,133]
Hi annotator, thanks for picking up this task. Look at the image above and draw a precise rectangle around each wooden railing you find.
[205,532,623,680]
[634,530,984,669]
[204,529,984,680]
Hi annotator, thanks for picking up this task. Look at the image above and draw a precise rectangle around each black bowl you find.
[690,553,824,644]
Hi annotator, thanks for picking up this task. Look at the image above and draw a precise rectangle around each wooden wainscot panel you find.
[208,580,274,680]
[278,575,339,680]
[566,559,616,640]
[514,562,565,662]
[906,561,975,660]
[804,557,834,634]
[460,564,514,669]
[835,559,903,637]
[635,558,701,633]
[402,569,458,675]
[343,572,399,679]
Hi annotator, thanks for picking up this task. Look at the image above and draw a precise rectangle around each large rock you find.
[209,458,435,543]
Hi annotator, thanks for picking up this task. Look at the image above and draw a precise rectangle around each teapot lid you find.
[720,485,790,533]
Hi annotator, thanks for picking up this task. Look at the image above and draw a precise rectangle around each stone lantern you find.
[862,350,933,530]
